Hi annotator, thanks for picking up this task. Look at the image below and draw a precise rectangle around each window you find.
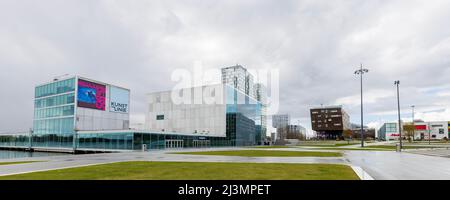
[156,115,164,120]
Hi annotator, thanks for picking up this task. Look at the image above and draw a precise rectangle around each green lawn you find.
[0,161,40,166]
[297,142,361,147]
[0,161,358,180]
[252,145,292,148]
[302,147,392,151]
[173,150,342,157]
[365,145,445,150]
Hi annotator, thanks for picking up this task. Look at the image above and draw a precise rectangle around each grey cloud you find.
[1,0,449,132]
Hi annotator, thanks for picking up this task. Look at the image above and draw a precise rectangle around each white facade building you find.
[413,121,449,140]
[145,84,265,146]
[145,84,227,137]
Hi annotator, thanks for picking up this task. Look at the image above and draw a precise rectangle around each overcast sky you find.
[1,0,450,134]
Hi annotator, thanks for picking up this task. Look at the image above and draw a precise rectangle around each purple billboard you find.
[77,79,106,110]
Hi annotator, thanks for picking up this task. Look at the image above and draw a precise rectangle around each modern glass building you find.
[1,76,266,153]
[33,77,76,148]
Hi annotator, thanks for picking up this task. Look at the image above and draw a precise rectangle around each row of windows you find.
[35,78,75,98]
[385,123,397,132]
[34,105,74,119]
[33,117,74,135]
[78,133,134,150]
[312,109,339,114]
[0,135,29,147]
[35,93,75,108]
[32,134,74,148]
[1,131,251,150]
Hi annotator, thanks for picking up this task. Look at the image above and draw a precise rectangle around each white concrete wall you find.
[413,121,449,140]
[145,85,227,137]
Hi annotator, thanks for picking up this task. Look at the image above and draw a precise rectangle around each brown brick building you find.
[310,106,351,139]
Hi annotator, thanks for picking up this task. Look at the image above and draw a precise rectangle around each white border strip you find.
[351,165,374,180]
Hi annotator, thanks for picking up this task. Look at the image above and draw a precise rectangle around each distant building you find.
[270,132,276,142]
[254,83,268,144]
[310,106,350,139]
[410,121,449,140]
[378,121,450,141]
[272,114,290,128]
[351,128,376,139]
[377,122,400,141]
[286,125,307,140]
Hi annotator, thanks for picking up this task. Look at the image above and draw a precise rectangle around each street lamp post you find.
[428,122,431,145]
[395,81,402,150]
[354,64,369,148]
[411,105,415,141]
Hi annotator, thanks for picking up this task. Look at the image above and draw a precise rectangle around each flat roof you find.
[310,105,343,110]
[146,83,262,103]
[35,75,130,91]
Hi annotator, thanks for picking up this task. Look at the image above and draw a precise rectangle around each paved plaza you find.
[344,150,450,180]
[1,147,450,179]
[0,148,346,177]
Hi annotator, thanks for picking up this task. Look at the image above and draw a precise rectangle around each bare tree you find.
[403,124,415,142]
[343,129,353,144]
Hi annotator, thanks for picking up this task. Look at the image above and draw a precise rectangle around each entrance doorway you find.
[193,140,210,148]
[165,139,184,149]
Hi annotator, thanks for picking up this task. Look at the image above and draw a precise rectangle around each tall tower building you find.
[221,65,255,98]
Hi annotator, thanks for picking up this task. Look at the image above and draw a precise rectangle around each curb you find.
[350,165,374,180]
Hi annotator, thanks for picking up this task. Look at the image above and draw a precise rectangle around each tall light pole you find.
[354,64,369,147]
[411,105,415,141]
[395,81,402,150]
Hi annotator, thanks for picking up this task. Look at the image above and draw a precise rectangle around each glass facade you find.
[378,123,398,141]
[76,131,230,150]
[32,78,76,148]
[0,134,30,147]
[225,85,262,146]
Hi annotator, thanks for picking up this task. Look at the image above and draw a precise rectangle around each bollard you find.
[396,143,401,152]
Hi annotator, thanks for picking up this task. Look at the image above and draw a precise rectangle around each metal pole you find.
[429,122,431,145]
[354,64,368,148]
[412,105,415,141]
[395,81,402,149]
[360,64,364,147]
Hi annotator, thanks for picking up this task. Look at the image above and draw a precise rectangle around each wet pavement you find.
[2,147,450,179]
[344,151,450,180]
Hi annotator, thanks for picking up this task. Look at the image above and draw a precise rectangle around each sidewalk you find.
[345,151,450,180]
